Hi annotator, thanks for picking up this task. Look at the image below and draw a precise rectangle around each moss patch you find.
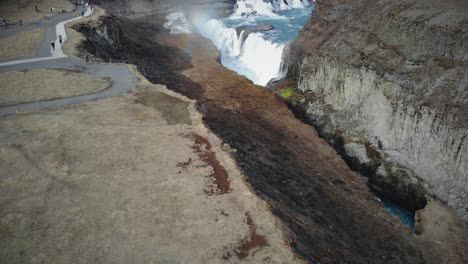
[276,87,302,101]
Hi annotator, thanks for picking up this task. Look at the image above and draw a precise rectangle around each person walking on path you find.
[58,34,63,44]
[51,41,55,50]
[81,11,84,17]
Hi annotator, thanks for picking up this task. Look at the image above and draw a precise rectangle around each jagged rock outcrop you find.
[287,0,468,220]
[235,24,274,41]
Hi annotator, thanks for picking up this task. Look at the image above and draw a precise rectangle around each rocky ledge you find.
[236,24,275,41]
[285,0,468,222]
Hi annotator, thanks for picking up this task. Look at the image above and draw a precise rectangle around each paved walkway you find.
[0,6,92,66]
[0,6,138,117]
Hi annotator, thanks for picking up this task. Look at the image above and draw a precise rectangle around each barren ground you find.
[0,28,44,60]
[0,67,302,264]
[0,69,111,106]
[415,199,468,263]
[0,0,73,24]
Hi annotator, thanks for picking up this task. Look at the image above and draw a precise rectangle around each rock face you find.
[287,0,468,221]
[235,24,274,40]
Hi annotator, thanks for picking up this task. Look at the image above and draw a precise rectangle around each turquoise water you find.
[199,4,314,85]
[380,199,415,228]
[223,6,314,44]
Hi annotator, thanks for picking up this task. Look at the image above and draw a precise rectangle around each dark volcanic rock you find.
[235,24,275,39]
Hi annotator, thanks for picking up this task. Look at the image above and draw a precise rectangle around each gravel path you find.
[0,6,138,117]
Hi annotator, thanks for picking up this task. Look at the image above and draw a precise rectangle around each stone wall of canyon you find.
[287,0,467,220]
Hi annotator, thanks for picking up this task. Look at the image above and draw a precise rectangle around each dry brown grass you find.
[0,71,301,264]
[0,0,73,24]
[63,6,106,58]
[0,28,44,60]
[0,69,110,106]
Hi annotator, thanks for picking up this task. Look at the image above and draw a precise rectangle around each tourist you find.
[51,41,55,50]
[81,11,84,17]
[58,34,63,44]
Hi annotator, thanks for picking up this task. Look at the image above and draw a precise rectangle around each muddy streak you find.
[176,158,192,169]
[224,212,269,260]
[236,212,269,259]
[191,134,231,195]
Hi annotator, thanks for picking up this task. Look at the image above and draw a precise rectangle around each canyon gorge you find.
[0,0,466,263]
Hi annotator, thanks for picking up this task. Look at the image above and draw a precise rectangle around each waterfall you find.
[199,19,245,57]
[240,34,285,85]
[234,0,309,17]
[195,0,312,86]
[197,19,285,86]
[270,0,309,10]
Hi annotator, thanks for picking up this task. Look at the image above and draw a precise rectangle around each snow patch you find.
[164,12,192,35]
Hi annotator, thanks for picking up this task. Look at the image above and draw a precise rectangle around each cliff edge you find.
[287,0,468,222]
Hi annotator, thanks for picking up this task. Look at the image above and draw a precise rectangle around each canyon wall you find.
[287,0,467,220]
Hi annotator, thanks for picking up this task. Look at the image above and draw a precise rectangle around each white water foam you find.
[239,33,285,85]
[271,0,309,10]
[196,0,311,86]
[233,0,277,17]
[164,12,192,34]
[197,19,285,86]
[233,0,309,17]
[200,19,245,57]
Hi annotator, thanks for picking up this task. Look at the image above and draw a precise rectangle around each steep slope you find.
[73,8,467,262]
[287,0,468,221]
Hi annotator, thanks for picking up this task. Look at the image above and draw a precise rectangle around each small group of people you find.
[50,0,94,51]
[50,35,63,51]
[79,0,94,16]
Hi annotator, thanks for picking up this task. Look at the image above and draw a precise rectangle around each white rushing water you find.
[197,19,285,85]
[233,0,309,17]
[196,0,312,86]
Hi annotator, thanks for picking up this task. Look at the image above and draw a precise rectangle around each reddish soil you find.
[191,133,231,195]
[224,212,269,260]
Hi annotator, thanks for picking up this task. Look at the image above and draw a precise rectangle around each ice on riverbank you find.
[164,12,191,34]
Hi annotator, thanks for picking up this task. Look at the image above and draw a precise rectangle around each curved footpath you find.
[0,6,137,117]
